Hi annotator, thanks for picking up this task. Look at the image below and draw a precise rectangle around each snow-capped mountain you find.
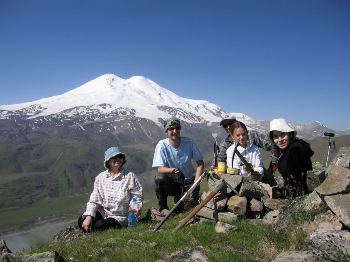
[0,73,336,139]
[0,74,226,125]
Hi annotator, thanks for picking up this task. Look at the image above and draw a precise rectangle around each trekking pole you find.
[153,171,208,232]
[211,133,220,169]
[324,132,335,167]
[173,179,225,232]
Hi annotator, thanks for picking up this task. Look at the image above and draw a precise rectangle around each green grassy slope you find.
[32,208,310,262]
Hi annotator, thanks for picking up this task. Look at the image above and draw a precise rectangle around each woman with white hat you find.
[78,146,143,232]
[269,118,314,198]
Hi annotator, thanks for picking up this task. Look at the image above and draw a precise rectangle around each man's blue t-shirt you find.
[152,137,203,181]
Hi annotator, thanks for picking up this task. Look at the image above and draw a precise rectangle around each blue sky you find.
[0,0,349,130]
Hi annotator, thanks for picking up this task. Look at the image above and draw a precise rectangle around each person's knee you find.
[94,219,105,231]
[155,173,170,184]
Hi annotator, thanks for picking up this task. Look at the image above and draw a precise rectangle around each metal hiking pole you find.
[173,179,225,232]
[153,171,208,232]
[324,132,335,167]
[211,133,220,169]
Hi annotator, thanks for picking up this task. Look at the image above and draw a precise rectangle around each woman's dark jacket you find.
[276,138,314,197]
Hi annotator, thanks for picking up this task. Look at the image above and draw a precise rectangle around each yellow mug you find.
[217,162,227,174]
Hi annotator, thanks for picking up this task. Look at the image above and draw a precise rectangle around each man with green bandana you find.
[152,117,204,212]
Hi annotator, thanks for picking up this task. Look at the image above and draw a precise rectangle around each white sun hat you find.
[270,118,295,133]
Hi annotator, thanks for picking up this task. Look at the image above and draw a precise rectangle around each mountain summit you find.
[0,74,226,125]
[0,73,336,139]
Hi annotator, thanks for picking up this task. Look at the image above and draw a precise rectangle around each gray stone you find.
[263,198,290,211]
[238,179,269,200]
[214,221,238,234]
[53,226,86,243]
[257,182,273,198]
[207,174,222,192]
[308,230,350,261]
[306,210,343,237]
[306,169,326,192]
[221,174,242,194]
[0,240,11,255]
[217,212,239,222]
[330,147,350,168]
[263,210,280,225]
[201,191,227,211]
[272,196,307,231]
[207,174,242,195]
[227,196,247,215]
[23,251,64,262]
[196,207,238,222]
[324,194,350,228]
[196,206,219,221]
[316,166,350,196]
[168,246,209,262]
[0,253,17,262]
[302,191,326,212]
[272,251,318,262]
[249,198,264,212]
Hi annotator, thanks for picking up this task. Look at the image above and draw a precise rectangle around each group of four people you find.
[78,116,313,232]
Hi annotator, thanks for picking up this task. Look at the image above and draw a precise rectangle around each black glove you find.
[169,169,185,184]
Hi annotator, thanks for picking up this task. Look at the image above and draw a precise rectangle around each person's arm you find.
[153,141,175,174]
[157,166,177,174]
[287,142,312,174]
[82,216,93,232]
[194,160,204,181]
[82,175,103,231]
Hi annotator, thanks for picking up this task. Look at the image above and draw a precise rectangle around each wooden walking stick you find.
[153,171,208,232]
[173,179,226,232]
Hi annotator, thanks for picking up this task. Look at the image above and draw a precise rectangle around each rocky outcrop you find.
[196,147,350,261]
[0,239,63,262]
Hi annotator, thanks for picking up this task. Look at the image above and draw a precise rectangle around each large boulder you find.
[302,191,326,212]
[324,194,350,228]
[307,230,350,261]
[330,146,350,168]
[315,166,350,196]
[306,210,343,237]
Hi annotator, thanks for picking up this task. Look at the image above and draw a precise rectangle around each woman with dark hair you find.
[226,121,264,181]
[269,118,314,198]
[78,146,143,232]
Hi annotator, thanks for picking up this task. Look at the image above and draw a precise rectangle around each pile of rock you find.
[196,173,291,224]
[194,147,350,261]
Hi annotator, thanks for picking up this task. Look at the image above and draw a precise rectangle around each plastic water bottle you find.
[128,196,142,227]
[128,213,137,227]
